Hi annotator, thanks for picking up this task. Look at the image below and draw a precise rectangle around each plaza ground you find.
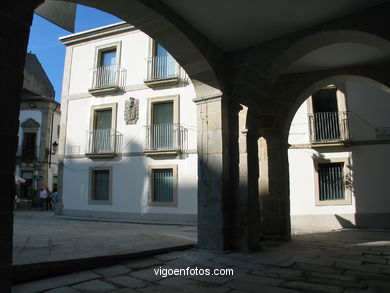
[12,211,390,292]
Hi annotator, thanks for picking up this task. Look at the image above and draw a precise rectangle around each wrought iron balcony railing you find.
[17,145,38,160]
[144,123,187,153]
[308,111,349,143]
[145,55,181,83]
[90,64,126,92]
[86,129,123,157]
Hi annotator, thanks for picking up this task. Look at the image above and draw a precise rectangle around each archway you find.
[286,75,390,234]
[1,2,235,290]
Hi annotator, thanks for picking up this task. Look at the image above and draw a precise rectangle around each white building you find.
[16,53,61,202]
[289,82,390,233]
[58,23,197,223]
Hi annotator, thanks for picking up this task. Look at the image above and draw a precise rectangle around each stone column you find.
[0,2,41,292]
[193,95,234,250]
[259,129,291,240]
[234,105,262,251]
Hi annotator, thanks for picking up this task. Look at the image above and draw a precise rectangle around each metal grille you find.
[152,169,173,202]
[90,64,126,90]
[318,163,344,201]
[145,55,180,81]
[308,112,349,143]
[144,123,187,152]
[92,170,109,201]
[86,129,123,155]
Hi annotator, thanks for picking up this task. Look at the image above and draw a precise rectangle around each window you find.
[90,168,112,204]
[145,95,187,154]
[86,103,122,157]
[92,108,112,153]
[312,89,340,141]
[99,49,116,67]
[150,165,177,206]
[151,102,174,149]
[145,40,180,85]
[90,42,125,93]
[95,48,117,89]
[318,163,344,201]
[94,109,112,129]
[308,87,349,143]
[314,158,351,206]
[153,43,176,79]
[22,132,37,158]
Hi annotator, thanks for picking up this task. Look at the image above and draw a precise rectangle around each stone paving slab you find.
[13,229,390,293]
[13,211,196,266]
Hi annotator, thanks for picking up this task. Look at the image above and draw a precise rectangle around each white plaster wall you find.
[61,27,198,219]
[68,31,149,95]
[350,144,390,213]
[62,154,198,215]
[288,102,309,145]
[289,149,356,216]
[288,81,390,232]
[346,82,390,141]
[65,84,197,156]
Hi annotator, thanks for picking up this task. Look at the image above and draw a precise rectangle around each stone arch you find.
[245,66,390,240]
[62,0,224,99]
[30,0,233,251]
[282,71,390,141]
[285,73,390,234]
[271,30,390,81]
[232,2,390,105]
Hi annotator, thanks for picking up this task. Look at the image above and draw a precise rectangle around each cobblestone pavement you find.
[13,210,196,265]
[13,229,390,293]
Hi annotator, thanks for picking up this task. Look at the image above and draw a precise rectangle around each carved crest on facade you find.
[124,98,139,125]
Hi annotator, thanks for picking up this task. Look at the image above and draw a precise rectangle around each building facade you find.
[58,23,198,223]
[289,82,390,233]
[59,22,390,231]
[16,53,61,202]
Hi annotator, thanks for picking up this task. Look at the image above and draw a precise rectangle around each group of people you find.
[38,187,57,211]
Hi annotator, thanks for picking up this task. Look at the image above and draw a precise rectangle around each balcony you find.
[89,64,126,95]
[86,129,123,158]
[308,111,349,145]
[144,123,188,155]
[17,145,38,161]
[144,55,181,87]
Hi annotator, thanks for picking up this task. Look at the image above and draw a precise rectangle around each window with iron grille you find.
[152,168,173,203]
[318,163,344,201]
[90,169,111,202]
[149,165,178,207]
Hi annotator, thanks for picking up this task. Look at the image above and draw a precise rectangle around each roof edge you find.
[59,22,137,46]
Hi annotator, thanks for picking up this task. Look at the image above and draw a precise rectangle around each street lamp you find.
[52,141,58,155]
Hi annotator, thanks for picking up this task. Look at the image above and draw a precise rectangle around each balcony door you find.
[22,132,37,159]
[312,89,340,141]
[93,109,112,153]
[154,43,175,79]
[152,102,173,149]
[97,49,117,88]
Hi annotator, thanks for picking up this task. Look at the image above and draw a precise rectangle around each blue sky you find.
[27,5,122,101]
